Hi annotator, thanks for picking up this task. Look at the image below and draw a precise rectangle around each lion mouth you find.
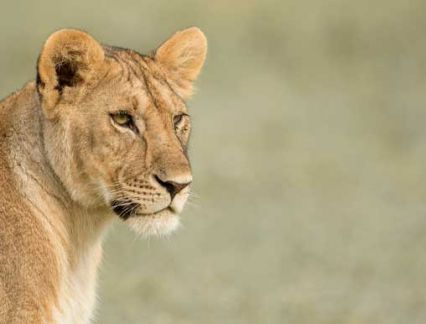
[134,206,176,218]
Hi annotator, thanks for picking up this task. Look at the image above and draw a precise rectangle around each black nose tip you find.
[154,175,191,199]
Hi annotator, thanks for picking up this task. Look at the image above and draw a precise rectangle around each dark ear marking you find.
[54,59,84,93]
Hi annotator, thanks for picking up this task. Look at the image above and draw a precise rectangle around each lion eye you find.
[173,113,188,128]
[111,111,131,126]
[110,111,139,133]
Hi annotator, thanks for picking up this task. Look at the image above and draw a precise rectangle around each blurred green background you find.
[1,0,426,323]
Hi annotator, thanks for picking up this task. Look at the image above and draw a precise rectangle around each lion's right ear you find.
[37,29,104,118]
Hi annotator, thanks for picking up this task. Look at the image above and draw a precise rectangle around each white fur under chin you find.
[125,211,181,237]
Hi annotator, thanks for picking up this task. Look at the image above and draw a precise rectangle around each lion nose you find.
[154,175,192,199]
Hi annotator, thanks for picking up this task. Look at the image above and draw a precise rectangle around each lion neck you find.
[8,82,113,269]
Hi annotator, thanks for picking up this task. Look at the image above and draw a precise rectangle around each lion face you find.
[36,28,207,236]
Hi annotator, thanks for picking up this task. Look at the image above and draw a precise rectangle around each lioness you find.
[0,27,207,323]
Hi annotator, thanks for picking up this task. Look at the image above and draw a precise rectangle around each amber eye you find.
[110,111,139,133]
[111,111,131,126]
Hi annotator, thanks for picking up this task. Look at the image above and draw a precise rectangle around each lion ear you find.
[155,27,207,100]
[37,29,104,117]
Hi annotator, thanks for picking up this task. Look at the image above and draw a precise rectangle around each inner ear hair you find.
[53,53,85,92]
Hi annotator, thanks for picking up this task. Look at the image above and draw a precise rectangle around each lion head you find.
[36,28,207,236]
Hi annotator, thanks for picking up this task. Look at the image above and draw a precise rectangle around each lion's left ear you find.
[37,29,105,118]
[155,27,207,100]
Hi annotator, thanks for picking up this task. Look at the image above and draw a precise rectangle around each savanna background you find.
[1,0,426,323]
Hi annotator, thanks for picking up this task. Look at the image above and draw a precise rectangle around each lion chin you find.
[124,210,181,237]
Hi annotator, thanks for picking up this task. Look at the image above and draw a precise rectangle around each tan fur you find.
[0,28,206,323]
